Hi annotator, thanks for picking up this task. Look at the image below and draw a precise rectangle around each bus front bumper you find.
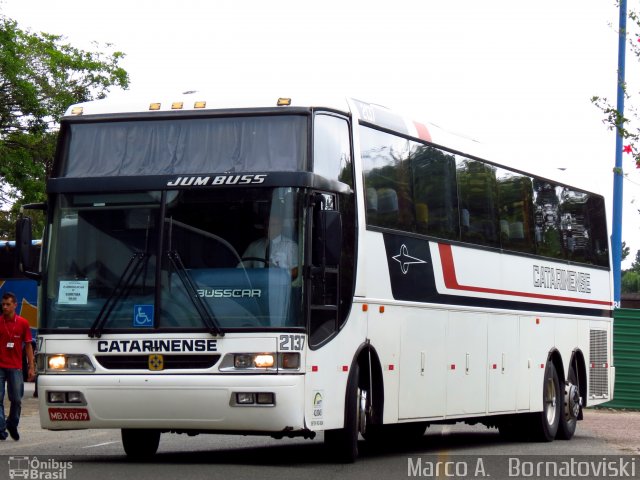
[38,374,306,433]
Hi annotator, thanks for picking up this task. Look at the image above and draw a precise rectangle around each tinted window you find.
[411,144,459,239]
[63,115,308,177]
[497,169,535,253]
[457,158,500,247]
[313,114,353,187]
[359,124,609,267]
[361,127,415,232]
[533,180,563,259]
[558,188,609,266]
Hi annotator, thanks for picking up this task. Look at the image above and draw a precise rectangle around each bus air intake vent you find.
[589,329,609,398]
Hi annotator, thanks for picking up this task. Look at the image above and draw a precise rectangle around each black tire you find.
[121,429,161,458]
[324,363,363,463]
[557,364,580,440]
[528,360,561,442]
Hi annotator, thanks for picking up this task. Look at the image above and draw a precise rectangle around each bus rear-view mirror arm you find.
[15,216,42,282]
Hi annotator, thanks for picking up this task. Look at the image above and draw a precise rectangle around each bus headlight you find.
[221,352,300,372]
[233,353,275,369]
[46,354,95,372]
[253,354,275,368]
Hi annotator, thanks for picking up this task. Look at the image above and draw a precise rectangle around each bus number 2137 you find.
[279,334,305,351]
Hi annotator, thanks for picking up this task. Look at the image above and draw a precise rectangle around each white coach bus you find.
[18,93,613,461]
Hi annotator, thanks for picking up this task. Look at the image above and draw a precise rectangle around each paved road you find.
[8,383,640,453]
[2,382,638,480]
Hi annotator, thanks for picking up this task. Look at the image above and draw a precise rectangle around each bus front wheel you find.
[121,429,160,458]
[324,363,366,463]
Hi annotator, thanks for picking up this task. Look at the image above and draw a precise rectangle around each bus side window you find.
[496,169,535,254]
[360,126,415,232]
[457,158,500,247]
[412,144,459,239]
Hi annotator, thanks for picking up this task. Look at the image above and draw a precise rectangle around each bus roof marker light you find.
[70,107,83,115]
[149,103,161,111]
[194,101,206,109]
[277,97,291,106]
[171,102,184,110]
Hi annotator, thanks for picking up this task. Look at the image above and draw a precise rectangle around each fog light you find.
[48,391,65,404]
[256,392,275,405]
[236,392,255,404]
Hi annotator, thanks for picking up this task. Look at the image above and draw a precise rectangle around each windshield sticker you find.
[134,304,154,327]
[58,280,89,305]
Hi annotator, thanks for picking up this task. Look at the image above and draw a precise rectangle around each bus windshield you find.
[43,187,304,331]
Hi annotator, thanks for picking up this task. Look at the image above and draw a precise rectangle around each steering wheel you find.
[240,257,268,266]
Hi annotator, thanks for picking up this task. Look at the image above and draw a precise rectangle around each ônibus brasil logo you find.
[8,456,72,479]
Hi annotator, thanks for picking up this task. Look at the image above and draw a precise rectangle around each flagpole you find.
[612,0,627,307]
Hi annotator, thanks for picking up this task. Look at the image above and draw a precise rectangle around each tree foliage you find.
[591,4,640,168]
[0,14,129,237]
[621,245,640,293]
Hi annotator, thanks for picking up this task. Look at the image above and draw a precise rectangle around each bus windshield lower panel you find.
[44,188,304,331]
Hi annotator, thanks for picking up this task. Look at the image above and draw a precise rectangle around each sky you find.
[2,0,640,266]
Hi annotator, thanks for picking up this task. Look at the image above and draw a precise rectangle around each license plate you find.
[48,408,90,421]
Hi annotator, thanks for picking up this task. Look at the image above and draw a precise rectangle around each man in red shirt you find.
[0,292,35,441]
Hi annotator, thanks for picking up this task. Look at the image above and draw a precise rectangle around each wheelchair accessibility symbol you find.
[133,305,154,327]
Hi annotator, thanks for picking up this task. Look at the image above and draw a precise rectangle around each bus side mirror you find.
[16,217,41,281]
[313,210,342,267]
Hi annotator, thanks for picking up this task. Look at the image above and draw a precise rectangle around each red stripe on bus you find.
[437,243,612,307]
[413,121,432,142]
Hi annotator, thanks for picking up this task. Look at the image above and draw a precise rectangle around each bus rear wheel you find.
[527,360,560,442]
[557,364,580,440]
[121,429,161,458]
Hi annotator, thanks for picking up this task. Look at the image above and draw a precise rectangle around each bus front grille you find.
[95,354,220,370]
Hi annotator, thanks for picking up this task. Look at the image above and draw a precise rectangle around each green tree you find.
[0,14,129,237]
[622,240,630,262]
[621,270,640,293]
[629,249,640,273]
[620,245,640,293]
[591,4,640,167]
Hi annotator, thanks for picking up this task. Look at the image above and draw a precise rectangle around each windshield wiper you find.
[167,250,224,337]
[89,252,148,338]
